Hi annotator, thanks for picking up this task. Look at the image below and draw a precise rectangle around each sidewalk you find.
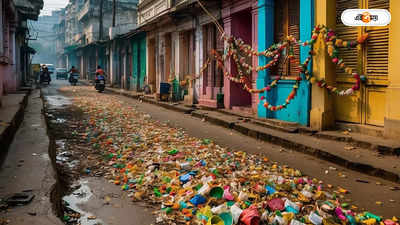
[0,89,63,225]
[82,81,400,184]
[0,91,29,154]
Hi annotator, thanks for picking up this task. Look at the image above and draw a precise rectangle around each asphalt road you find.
[43,79,400,220]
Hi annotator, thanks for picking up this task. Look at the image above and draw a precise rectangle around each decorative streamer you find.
[172,25,368,111]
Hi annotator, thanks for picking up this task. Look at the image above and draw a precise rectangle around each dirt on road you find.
[38,80,400,224]
[41,81,155,225]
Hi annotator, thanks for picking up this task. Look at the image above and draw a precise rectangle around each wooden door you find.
[132,40,139,90]
[127,49,132,90]
[270,0,307,124]
[139,37,146,90]
[364,0,389,126]
[273,0,300,77]
[334,0,389,126]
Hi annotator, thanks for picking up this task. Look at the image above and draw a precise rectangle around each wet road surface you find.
[41,79,400,223]
[41,80,155,225]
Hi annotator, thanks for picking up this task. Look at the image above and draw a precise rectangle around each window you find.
[273,0,300,77]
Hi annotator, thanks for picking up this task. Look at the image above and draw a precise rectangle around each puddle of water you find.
[56,118,67,124]
[45,96,72,108]
[56,140,66,150]
[63,180,104,225]
[66,160,80,169]
[56,155,69,163]
[55,141,79,168]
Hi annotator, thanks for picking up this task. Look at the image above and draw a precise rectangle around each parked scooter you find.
[95,75,106,93]
[69,73,79,86]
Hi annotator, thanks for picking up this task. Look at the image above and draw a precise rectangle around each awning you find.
[64,45,80,53]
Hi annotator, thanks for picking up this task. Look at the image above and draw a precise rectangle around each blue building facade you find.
[257,0,314,126]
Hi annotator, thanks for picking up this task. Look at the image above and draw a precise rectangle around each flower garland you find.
[209,25,368,111]
[169,58,212,86]
[165,25,368,111]
[211,47,302,111]
[299,25,368,96]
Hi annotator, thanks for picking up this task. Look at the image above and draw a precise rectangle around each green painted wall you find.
[131,33,146,91]
[139,36,146,90]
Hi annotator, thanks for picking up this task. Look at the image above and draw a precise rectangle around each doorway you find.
[147,38,157,93]
[334,0,389,126]
[229,9,253,110]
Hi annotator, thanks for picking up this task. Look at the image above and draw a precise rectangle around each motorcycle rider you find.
[68,66,79,82]
[95,65,105,80]
[40,65,51,83]
[94,66,106,92]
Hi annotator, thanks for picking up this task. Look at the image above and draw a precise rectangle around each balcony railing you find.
[138,0,171,26]
[77,1,92,21]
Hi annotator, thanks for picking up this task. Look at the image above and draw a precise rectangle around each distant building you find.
[30,10,63,65]
[58,0,138,79]
[0,0,43,106]
[54,9,66,68]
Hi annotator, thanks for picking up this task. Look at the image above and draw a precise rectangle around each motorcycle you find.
[69,73,79,86]
[95,75,106,93]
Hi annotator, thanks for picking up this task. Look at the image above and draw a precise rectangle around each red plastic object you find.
[239,206,260,225]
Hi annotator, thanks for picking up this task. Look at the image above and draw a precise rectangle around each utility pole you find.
[112,0,116,27]
[99,0,104,40]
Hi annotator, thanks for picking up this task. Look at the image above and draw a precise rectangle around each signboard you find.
[32,64,40,73]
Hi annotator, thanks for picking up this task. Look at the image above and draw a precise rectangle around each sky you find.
[40,0,69,16]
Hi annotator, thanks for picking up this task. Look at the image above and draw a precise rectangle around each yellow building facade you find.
[311,0,399,139]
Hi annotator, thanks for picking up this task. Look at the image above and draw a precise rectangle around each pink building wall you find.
[0,6,18,106]
[198,23,224,108]
[222,0,258,111]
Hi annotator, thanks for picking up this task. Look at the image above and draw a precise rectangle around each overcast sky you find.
[41,0,69,16]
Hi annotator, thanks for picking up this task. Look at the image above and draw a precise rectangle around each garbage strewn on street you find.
[67,88,399,225]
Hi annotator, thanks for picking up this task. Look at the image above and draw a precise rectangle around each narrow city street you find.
[2,0,400,225]
[30,80,400,224]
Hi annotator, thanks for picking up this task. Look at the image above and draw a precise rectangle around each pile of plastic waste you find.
[73,94,399,225]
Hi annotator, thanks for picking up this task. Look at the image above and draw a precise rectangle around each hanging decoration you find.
[169,58,212,86]
[205,24,369,111]
[168,24,368,111]
[191,0,369,111]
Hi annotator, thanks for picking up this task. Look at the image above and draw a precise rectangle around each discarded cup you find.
[210,187,224,199]
[240,206,260,225]
[190,195,207,206]
[207,215,224,225]
[219,212,233,225]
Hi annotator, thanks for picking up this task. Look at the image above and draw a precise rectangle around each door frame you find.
[263,0,313,126]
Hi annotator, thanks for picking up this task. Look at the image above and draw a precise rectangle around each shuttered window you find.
[365,0,389,82]
[288,1,300,77]
[273,0,300,77]
[336,0,389,82]
[336,0,359,79]
[274,0,286,76]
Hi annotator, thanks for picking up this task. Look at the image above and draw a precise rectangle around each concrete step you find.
[213,107,399,156]
[0,93,28,154]
[312,131,400,156]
